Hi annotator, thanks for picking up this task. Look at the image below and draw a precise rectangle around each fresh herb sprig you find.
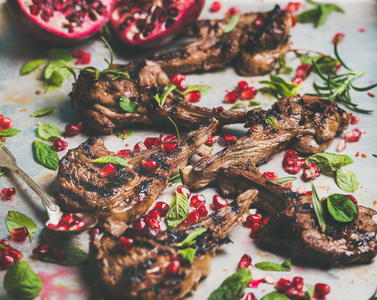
[259,74,302,98]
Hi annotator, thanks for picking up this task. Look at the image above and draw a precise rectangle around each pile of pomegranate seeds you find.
[64,123,81,137]
[33,244,66,261]
[224,80,257,104]
[262,172,278,180]
[237,254,252,270]
[47,213,85,231]
[0,116,14,130]
[52,137,68,151]
[73,50,91,65]
[282,150,321,182]
[10,227,29,242]
[0,239,23,270]
[244,211,268,239]
[130,201,170,232]
[274,277,330,299]
[209,1,221,13]
[99,162,116,178]
[1,187,16,200]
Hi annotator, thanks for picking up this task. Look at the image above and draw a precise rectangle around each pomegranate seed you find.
[367,92,375,98]
[212,195,228,210]
[291,15,297,27]
[262,172,278,180]
[0,117,13,130]
[222,134,237,145]
[1,187,16,200]
[68,221,85,231]
[178,219,189,227]
[275,278,292,292]
[0,255,14,270]
[302,163,321,182]
[117,149,132,156]
[52,138,68,151]
[332,33,344,44]
[0,246,10,256]
[336,138,346,152]
[118,237,133,251]
[189,206,197,213]
[177,185,191,198]
[209,1,221,13]
[143,215,160,228]
[161,142,178,153]
[187,211,200,223]
[166,260,180,275]
[226,7,240,17]
[141,158,158,173]
[170,74,187,91]
[347,194,358,205]
[253,17,264,28]
[57,224,68,231]
[148,210,161,223]
[283,156,296,167]
[73,50,91,65]
[314,283,330,299]
[64,123,81,137]
[197,204,208,217]
[153,201,169,217]
[33,244,52,259]
[134,141,147,151]
[284,165,301,175]
[285,150,299,158]
[9,248,23,261]
[216,106,224,110]
[306,191,313,196]
[292,277,304,291]
[285,182,293,188]
[0,239,10,246]
[249,222,260,239]
[190,194,206,207]
[144,137,161,149]
[297,186,306,194]
[240,87,257,100]
[205,136,215,146]
[237,254,252,270]
[237,80,249,92]
[132,219,146,229]
[284,2,301,13]
[163,135,176,142]
[91,228,100,238]
[61,213,75,225]
[11,227,28,242]
[245,214,262,228]
[344,128,362,142]
[295,64,310,78]
[224,90,238,104]
[296,159,306,169]
[47,223,58,229]
[350,115,359,125]
[245,293,257,300]
[185,91,201,103]
[99,163,116,178]
[286,287,306,299]
[292,77,303,85]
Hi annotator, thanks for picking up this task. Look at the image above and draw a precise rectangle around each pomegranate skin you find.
[7,0,116,45]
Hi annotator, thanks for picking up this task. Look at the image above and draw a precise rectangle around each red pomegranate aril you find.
[52,138,68,151]
[285,149,299,158]
[11,227,28,242]
[185,90,201,103]
[118,237,133,251]
[148,210,161,223]
[132,219,146,229]
[141,158,158,173]
[249,222,259,239]
[189,206,197,213]
[222,134,237,145]
[284,165,301,175]
[286,287,306,300]
[166,260,180,275]
[209,1,221,13]
[47,223,58,229]
[197,204,208,217]
[275,278,292,292]
[73,50,91,65]
[297,186,306,194]
[134,141,147,151]
[57,224,69,231]
[350,115,359,125]
[1,187,16,200]
[161,142,178,153]
[347,194,358,205]
[144,137,161,149]
[295,64,310,77]
[0,117,14,130]
[332,33,344,44]
[99,162,116,178]
[205,136,215,146]
[292,77,303,85]
[253,17,263,29]
[187,211,200,223]
[262,172,278,180]
[33,244,52,259]
[240,87,257,100]
[178,219,189,227]
[302,163,321,182]
[245,293,258,300]
[64,123,81,137]
[68,221,85,231]
[153,201,169,217]
[224,90,238,104]
[344,128,362,142]
[246,214,262,225]
[212,195,228,210]
[177,185,191,198]
[190,194,206,207]
[284,2,301,13]
[0,246,10,256]
[237,80,248,92]
[336,138,346,152]
[291,15,297,27]
[61,213,75,225]
[117,149,132,156]
[292,277,304,291]
[0,255,14,270]
[314,283,330,299]
[283,156,296,167]
[285,182,293,188]
[0,239,10,246]
[226,7,240,17]
[170,74,187,91]
[296,159,306,169]
[163,134,177,142]
[9,248,23,261]
[144,215,160,228]
[237,254,252,270]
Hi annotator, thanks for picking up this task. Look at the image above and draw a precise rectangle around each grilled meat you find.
[181,95,350,190]
[151,5,292,76]
[90,188,258,299]
[56,119,218,233]
[219,168,377,265]
[72,60,245,135]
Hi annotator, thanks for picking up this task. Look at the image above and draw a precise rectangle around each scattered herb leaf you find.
[335,166,359,192]
[259,74,302,98]
[223,13,240,33]
[119,97,140,113]
[255,259,291,272]
[261,291,288,300]
[44,70,64,92]
[39,245,89,266]
[311,182,326,232]
[306,152,353,176]
[184,85,212,96]
[33,141,59,170]
[166,191,190,227]
[178,248,196,264]
[36,123,62,141]
[169,173,182,184]
[175,227,208,247]
[20,59,46,76]
[276,55,293,75]
[44,60,72,80]
[154,83,177,107]
[6,211,37,240]
[229,100,260,111]
[326,193,358,222]
[274,176,297,185]
[306,284,315,299]
[299,54,338,75]
[266,117,277,128]
[30,106,56,117]
[114,129,135,139]
[0,129,20,137]
[91,156,128,167]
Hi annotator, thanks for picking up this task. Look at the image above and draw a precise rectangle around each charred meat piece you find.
[56,119,218,233]
[219,168,377,265]
[72,60,245,134]
[90,188,258,299]
[151,5,292,76]
[181,95,350,190]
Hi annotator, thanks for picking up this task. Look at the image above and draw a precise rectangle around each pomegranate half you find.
[110,0,205,48]
[7,0,116,44]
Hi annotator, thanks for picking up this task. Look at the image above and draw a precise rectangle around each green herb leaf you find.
[44,60,72,80]
[44,70,64,92]
[166,191,190,227]
[311,182,326,232]
[48,48,73,62]
[209,268,252,300]
[184,85,212,96]
[114,129,135,139]
[91,156,128,167]
[229,100,261,111]
[223,13,240,33]
[299,55,338,75]
[261,291,288,300]
[169,173,181,184]
[168,116,180,138]
[33,140,59,170]
[335,166,359,192]
[175,227,208,247]
[178,248,196,264]
[4,261,43,300]
[306,284,315,299]
[36,123,62,141]
[0,129,20,137]
[266,117,277,128]
[119,96,140,113]
[39,244,89,266]
[30,106,56,117]
[154,83,177,107]
[306,152,353,176]
[274,176,297,185]
[6,211,37,240]
[20,59,46,76]
[259,74,302,98]
[255,259,291,272]
[326,193,358,222]
[277,56,293,75]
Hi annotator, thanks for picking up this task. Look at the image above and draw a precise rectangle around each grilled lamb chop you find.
[151,5,292,76]
[181,95,350,190]
[90,187,258,299]
[219,168,377,265]
[56,119,218,233]
[72,60,245,135]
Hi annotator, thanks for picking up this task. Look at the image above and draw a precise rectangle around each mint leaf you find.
[178,248,196,264]
[311,182,326,232]
[299,55,338,75]
[335,167,359,192]
[223,13,240,33]
[266,117,277,128]
[306,284,315,299]
[275,176,297,185]
[33,141,59,170]
[20,59,46,76]
[30,106,55,117]
[209,268,252,300]
[36,123,62,141]
[44,60,71,80]
[4,261,42,300]
[166,191,190,227]
[229,100,261,111]
[255,259,291,272]
[119,97,139,113]
[6,211,37,239]
[0,129,20,137]
[48,49,73,62]
[184,85,212,96]
[39,245,88,266]
[169,173,181,184]
[306,152,353,176]
[262,292,288,300]
[175,227,207,247]
[154,83,176,107]
[44,70,64,92]
[259,74,302,98]
[91,156,128,167]
[115,129,135,139]
[326,193,358,222]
